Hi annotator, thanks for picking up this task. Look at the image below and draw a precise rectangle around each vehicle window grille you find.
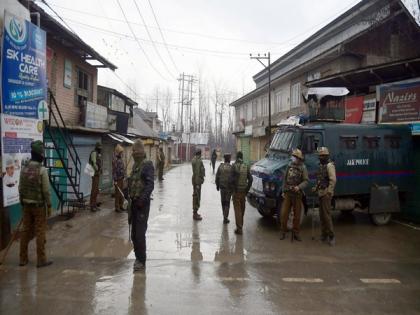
[385,135,401,149]
[363,136,380,149]
[340,135,358,150]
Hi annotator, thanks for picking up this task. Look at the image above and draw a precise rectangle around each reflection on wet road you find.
[1,162,420,314]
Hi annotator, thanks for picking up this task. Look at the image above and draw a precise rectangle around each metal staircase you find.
[44,89,85,215]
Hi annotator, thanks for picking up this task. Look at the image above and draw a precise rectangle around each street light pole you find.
[250,52,272,137]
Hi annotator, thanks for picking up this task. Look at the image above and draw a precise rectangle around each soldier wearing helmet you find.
[191,149,205,220]
[314,146,337,246]
[19,140,53,268]
[128,139,155,272]
[89,142,103,212]
[280,148,309,241]
[231,151,253,235]
[113,144,125,213]
[215,153,233,224]
[157,147,165,181]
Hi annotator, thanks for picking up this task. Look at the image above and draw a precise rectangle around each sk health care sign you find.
[1,11,47,119]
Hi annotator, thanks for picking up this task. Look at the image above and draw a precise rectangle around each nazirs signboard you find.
[1,11,47,119]
[377,78,420,123]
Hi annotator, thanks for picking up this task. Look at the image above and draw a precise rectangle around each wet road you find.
[1,162,420,314]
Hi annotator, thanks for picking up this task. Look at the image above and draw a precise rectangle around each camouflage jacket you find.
[128,158,155,203]
[191,156,205,186]
[112,155,125,181]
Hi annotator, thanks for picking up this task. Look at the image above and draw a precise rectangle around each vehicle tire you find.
[369,213,392,226]
[257,206,273,218]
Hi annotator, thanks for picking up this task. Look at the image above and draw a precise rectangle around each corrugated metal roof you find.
[132,109,159,139]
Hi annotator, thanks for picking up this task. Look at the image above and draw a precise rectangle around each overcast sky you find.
[38,0,368,106]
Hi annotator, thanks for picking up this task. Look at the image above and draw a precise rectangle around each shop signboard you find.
[84,101,108,129]
[1,114,43,207]
[1,11,47,119]
[344,96,364,123]
[377,79,420,123]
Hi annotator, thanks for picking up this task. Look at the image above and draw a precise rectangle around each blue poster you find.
[1,11,47,119]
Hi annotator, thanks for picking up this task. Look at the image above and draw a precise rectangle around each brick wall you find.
[47,39,98,126]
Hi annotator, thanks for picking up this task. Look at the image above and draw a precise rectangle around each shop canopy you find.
[107,133,134,144]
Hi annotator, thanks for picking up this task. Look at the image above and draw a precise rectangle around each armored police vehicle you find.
[248,90,415,225]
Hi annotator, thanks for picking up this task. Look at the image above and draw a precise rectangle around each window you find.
[301,132,323,154]
[340,135,358,150]
[76,69,91,106]
[290,82,301,108]
[363,136,380,149]
[252,99,258,119]
[246,102,252,121]
[270,131,296,152]
[385,135,401,149]
[262,96,268,116]
[275,91,282,113]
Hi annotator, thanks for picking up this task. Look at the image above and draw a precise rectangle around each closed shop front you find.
[240,136,251,165]
[101,139,114,192]
[71,134,101,199]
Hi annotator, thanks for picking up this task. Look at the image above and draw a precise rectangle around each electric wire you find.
[146,0,180,74]
[47,1,361,47]
[115,0,171,81]
[131,0,176,79]
[49,16,254,57]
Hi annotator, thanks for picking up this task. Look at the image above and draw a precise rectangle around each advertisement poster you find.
[1,114,43,207]
[344,96,364,123]
[1,11,47,119]
[378,80,420,123]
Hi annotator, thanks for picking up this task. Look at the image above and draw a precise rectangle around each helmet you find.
[115,144,124,154]
[31,140,44,155]
[195,149,202,156]
[132,139,145,153]
[318,147,330,156]
[223,152,231,158]
[95,142,102,150]
[292,148,303,160]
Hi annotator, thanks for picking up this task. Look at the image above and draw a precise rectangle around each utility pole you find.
[250,52,271,137]
[177,73,196,161]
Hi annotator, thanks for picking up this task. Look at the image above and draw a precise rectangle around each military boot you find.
[279,233,287,240]
[193,212,202,221]
[37,261,53,268]
[293,233,302,242]
[133,260,145,272]
[328,235,336,246]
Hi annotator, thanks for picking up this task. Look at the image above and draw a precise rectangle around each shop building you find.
[230,0,420,166]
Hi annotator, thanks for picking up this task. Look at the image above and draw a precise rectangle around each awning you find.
[305,87,349,99]
[107,133,134,144]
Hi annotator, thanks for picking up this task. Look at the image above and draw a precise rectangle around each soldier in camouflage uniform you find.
[191,149,205,221]
[314,147,337,246]
[89,142,102,212]
[157,147,165,181]
[215,153,233,224]
[19,140,53,268]
[280,149,308,241]
[231,151,252,235]
[128,139,154,272]
[113,144,125,213]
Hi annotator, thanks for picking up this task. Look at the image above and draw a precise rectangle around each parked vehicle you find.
[248,122,415,225]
